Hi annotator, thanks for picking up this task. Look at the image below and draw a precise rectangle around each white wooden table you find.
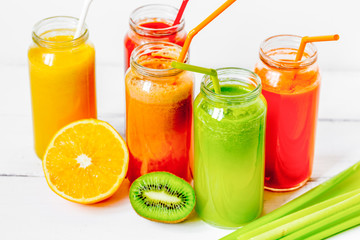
[1,64,359,239]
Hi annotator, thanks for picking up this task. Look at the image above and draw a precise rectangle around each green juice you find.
[194,69,267,228]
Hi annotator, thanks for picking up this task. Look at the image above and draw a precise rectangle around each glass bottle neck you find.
[32,16,89,49]
[259,34,318,69]
[129,4,185,37]
[130,41,188,78]
[201,68,262,104]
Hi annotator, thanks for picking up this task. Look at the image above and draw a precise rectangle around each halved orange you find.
[43,119,129,204]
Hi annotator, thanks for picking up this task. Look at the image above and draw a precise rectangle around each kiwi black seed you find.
[129,172,196,223]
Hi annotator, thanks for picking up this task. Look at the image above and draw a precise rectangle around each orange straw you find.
[295,34,340,61]
[177,0,237,62]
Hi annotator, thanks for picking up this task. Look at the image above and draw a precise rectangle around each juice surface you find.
[140,22,171,29]
[194,84,266,228]
[124,19,186,71]
[28,34,96,159]
[255,50,320,190]
[125,53,193,183]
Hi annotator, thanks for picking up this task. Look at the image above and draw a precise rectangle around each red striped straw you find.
[172,0,190,26]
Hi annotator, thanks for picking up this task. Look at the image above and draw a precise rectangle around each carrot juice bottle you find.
[125,42,194,183]
[255,35,320,191]
[28,16,97,159]
[124,4,187,71]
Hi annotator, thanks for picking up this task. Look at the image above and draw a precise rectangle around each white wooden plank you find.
[0,115,42,176]
[0,177,230,240]
[0,176,359,240]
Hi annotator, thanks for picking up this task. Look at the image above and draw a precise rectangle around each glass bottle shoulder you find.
[125,68,194,105]
[194,91,267,123]
[124,27,187,48]
[28,40,95,68]
[255,60,320,94]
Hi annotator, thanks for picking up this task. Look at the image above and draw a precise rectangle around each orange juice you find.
[28,17,97,159]
[125,42,194,182]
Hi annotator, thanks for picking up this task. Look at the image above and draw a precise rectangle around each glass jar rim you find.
[201,67,262,103]
[130,41,189,78]
[129,4,185,37]
[32,16,89,48]
[259,34,318,69]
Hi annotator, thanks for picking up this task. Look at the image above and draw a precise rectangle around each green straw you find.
[171,61,221,94]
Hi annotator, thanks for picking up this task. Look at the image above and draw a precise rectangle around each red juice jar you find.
[124,4,187,72]
[254,35,320,191]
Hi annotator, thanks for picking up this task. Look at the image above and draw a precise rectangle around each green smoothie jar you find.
[194,68,267,228]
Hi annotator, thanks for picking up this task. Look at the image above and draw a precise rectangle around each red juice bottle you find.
[124,4,187,72]
[255,35,320,191]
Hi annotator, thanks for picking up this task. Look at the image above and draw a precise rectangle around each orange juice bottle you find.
[28,16,97,159]
[125,42,194,183]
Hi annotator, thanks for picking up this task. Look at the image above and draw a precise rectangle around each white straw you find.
[74,0,94,39]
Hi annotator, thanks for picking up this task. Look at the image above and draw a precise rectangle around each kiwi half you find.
[129,172,196,223]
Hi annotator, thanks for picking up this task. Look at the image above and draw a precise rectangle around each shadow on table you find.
[262,156,353,216]
[262,180,319,216]
[92,178,130,207]
[183,209,201,223]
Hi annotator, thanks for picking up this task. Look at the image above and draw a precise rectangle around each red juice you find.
[140,22,171,29]
[124,5,187,71]
[261,84,320,190]
[255,34,321,191]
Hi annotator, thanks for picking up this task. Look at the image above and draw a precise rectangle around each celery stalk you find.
[305,215,360,240]
[235,190,360,240]
[281,204,360,240]
[245,192,360,240]
[221,161,360,240]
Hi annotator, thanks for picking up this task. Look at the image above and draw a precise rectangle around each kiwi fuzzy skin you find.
[138,211,192,224]
[129,171,196,224]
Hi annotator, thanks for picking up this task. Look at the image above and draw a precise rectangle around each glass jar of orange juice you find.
[28,16,97,159]
[125,42,194,183]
